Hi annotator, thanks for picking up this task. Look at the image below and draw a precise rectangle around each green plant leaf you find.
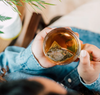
[90,53,93,61]
[2,0,60,15]
[28,2,38,13]
[0,15,12,22]
[36,1,46,9]
[13,6,21,15]
[0,31,4,33]
[6,1,21,15]
[31,2,41,10]
[41,1,55,6]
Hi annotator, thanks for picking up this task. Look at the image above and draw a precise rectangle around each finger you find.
[79,50,90,68]
[36,27,53,40]
[74,58,79,62]
[80,40,83,44]
[91,61,100,72]
[75,32,79,38]
[64,27,71,30]
[81,44,85,50]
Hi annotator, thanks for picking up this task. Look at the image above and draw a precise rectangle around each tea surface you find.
[44,31,78,64]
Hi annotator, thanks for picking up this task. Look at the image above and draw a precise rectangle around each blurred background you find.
[0,0,99,52]
[18,0,93,25]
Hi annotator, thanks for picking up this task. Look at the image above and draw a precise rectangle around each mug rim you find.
[43,27,81,65]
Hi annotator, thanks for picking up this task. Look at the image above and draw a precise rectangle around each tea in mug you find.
[43,28,81,65]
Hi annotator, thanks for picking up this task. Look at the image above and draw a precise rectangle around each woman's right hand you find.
[78,44,100,84]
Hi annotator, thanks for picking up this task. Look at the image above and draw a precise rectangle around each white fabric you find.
[50,0,100,34]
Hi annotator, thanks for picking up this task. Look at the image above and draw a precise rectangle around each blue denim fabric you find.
[71,27,100,48]
[0,27,100,92]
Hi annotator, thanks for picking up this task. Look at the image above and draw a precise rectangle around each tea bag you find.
[47,41,73,62]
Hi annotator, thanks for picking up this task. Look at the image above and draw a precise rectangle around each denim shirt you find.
[0,41,100,93]
[0,27,100,93]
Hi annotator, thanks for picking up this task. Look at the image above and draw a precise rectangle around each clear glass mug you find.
[43,27,81,65]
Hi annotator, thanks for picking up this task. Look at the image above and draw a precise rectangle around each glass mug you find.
[43,27,81,65]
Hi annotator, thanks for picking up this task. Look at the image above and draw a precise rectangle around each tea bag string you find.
[79,44,93,61]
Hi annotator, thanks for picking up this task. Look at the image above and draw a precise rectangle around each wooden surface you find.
[0,38,12,52]
[15,12,42,48]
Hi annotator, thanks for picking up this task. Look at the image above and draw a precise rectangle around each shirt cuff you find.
[79,74,100,92]
[24,40,44,70]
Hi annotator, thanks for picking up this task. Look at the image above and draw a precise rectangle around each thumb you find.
[79,50,90,68]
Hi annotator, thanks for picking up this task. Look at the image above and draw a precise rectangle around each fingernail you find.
[80,50,86,57]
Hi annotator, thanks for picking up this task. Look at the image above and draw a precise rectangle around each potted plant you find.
[0,0,60,38]
[0,0,60,22]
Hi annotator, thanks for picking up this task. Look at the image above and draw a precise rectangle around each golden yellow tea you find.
[43,28,81,65]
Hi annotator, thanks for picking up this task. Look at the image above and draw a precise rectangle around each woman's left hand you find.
[32,27,81,68]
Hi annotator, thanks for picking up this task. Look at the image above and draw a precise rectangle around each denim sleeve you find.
[79,74,100,92]
[0,41,44,73]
